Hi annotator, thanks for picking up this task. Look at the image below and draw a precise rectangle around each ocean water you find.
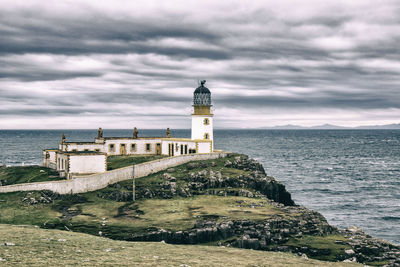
[0,129,399,244]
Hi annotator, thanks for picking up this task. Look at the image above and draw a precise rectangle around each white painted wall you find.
[191,115,214,150]
[197,142,212,153]
[69,154,106,174]
[56,153,68,172]
[59,138,163,156]
[43,150,57,168]
[104,139,161,155]
[62,143,104,152]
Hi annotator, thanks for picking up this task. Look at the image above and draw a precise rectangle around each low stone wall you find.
[0,166,133,195]
[0,152,227,195]
[133,153,227,178]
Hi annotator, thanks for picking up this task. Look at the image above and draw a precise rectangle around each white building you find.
[43,81,215,178]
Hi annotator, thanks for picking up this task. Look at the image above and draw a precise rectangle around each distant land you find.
[261,123,400,130]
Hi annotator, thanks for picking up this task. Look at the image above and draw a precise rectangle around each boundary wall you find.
[0,152,227,195]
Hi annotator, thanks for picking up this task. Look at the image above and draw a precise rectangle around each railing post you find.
[132,166,135,202]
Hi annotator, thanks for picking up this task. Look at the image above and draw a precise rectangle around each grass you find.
[107,155,166,170]
[0,166,60,185]
[0,191,282,238]
[286,235,353,261]
[0,192,63,226]
[0,224,361,267]
[64,195,283,235]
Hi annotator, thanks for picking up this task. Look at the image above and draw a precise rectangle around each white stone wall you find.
[69,154,106,174]
[0,165,134,195]
[0,152,228,195]
[133,152,227,178]
[191,115,214,149]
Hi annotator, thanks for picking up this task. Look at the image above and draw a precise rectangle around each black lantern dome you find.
[193,80,211,106]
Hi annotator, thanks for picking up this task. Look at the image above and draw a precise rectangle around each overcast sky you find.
[0,0,399,129]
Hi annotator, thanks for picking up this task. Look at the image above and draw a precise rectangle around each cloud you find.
[0,0,399,128]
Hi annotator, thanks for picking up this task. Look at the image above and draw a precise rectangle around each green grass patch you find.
[0,166,60,185]
[0,224,361,267]
[0,192,62,226]
[107,155,166,170]
[0,191,283,239]
[286,234,353,261]
[364,260,390,266]
[62,195,284,236]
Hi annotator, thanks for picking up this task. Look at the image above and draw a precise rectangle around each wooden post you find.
[132,167,135,202]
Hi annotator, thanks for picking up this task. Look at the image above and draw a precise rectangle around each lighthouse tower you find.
[192,80,213,150]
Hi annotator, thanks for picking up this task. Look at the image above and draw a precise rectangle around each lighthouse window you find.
[204,133,209,140]
[145,143,151,152]
[109,144,115,152]
[204,118,209,125]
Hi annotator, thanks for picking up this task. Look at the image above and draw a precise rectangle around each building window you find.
[204,133,209,140]
[185,145,188,154]
[109,144,115,152]
[176,143,179,152]
[95,149,100,152]
[84,149,89,152]
[145,143,151,152]
[204,118,209,125]
[131,143,136,152]
[180,144,184,155]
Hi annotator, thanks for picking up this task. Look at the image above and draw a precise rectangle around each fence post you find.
[132,166,135,202]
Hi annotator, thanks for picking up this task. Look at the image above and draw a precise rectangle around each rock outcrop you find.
[98,155,295,206]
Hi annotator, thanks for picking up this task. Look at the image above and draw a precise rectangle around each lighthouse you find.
[191,80,214,150]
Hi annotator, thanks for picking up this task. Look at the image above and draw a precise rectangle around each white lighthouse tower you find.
[191,80,214,151]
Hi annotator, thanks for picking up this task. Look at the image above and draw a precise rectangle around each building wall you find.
[0,152,228,195]
[61,143,104,153]
[104,139,161,155]
[161,140,197,156]
[43,150,57,169]
[60,139,163,156]
[191,115,214,149]
[56,153,69,172]
[69,154,106,174]
[197,141,212,153]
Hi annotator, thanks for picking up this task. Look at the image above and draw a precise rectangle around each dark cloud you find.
[0,0,399,128]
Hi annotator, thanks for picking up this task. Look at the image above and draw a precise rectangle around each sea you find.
[0,129,399,244]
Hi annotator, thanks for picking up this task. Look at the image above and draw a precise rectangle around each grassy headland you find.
[0,154,397,266]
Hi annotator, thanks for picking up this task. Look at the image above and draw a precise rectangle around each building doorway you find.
[120,144,126,155]
[156,143,161,155]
